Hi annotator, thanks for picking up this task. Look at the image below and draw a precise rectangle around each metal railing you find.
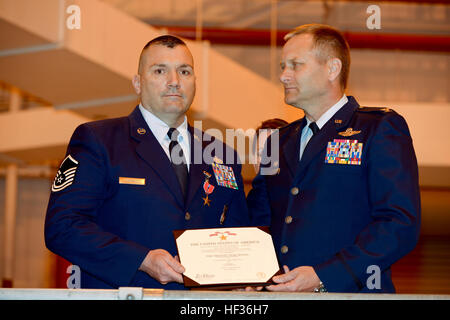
[1,288,449,300]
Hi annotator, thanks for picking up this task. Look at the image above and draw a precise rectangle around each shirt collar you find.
[138,103,189,145]
[305,94,348,129]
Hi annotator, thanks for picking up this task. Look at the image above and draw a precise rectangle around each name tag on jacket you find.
[119,177,146,185]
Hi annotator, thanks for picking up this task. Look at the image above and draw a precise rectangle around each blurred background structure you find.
[0,0,449,293]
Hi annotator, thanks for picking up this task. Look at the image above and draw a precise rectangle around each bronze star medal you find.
[202,171,214,206]
[202,194,211,206]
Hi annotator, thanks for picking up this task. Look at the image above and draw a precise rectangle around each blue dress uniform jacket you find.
[247,96,421,293]
[45,106,249,289]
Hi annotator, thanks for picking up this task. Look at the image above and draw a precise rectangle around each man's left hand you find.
[266,265,321,292]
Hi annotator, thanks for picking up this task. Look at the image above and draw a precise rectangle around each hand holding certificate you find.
[173,227,281,289]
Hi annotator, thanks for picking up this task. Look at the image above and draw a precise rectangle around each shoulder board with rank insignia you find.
[357,106,392,113]
[52,155,78,192]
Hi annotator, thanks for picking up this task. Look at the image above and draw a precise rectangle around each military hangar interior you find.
[0,0,449,294]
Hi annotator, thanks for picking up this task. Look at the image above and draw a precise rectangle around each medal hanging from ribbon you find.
[202,171,214,206]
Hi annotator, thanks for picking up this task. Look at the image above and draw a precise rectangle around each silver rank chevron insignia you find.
[211,163,238,190]
[325,139,363,165]
[52,155,79,192]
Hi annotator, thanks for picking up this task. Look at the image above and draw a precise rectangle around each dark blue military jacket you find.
[45,106,249,289]
[247,96,421,293]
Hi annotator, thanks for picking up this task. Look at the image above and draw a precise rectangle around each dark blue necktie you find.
[309,122,320,136]
[167,128,188,199]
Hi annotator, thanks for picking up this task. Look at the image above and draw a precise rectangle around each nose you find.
[167,69,180,88]
[279,68,292,85]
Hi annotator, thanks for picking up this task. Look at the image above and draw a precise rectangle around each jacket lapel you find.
[128,106,185,208]
[282,118,305,178]
[185,125,210,208]
[294,97,360,183]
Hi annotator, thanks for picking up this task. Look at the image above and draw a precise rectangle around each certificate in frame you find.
[173,226,282,290]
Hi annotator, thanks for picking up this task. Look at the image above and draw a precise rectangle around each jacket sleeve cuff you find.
[105,243,150,287]
[314,253,363,293]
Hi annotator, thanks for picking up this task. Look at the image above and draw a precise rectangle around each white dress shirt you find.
[139,104,191,171]
[299,95,348,161]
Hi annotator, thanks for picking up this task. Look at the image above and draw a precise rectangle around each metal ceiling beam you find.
[163,26,450,52]
[280,0,450,4]
[217,1,292,29]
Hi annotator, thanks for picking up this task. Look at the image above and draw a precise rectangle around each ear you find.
[327,58,342,83]
[132,74,141,95]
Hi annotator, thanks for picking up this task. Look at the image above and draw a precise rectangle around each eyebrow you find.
[149,63,193,69]
[281,58,305,65]
[178,63,193,69]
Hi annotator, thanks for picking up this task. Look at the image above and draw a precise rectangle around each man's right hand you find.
[138,249,185,284]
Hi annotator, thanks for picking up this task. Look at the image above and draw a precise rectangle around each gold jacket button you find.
[291,187,299,195]
[281,245,288,254]
[185,212,191,220]
[285,216,293,224]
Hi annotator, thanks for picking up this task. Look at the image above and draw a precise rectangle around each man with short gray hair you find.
[248,24,420,293]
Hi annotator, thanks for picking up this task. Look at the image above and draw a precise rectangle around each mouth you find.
[163,93,183,98]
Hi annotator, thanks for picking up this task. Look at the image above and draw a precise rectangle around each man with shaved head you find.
[45,35,249,289]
